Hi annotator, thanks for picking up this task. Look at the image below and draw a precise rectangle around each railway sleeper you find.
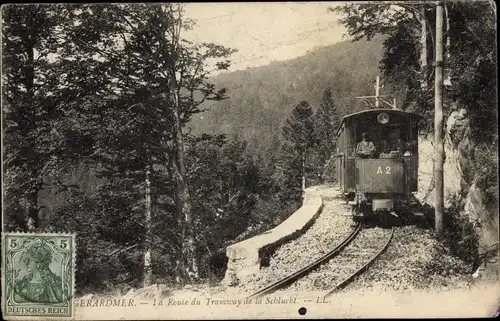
[338,253,377,259]
[307,271,343,277]
[332,265,365,271]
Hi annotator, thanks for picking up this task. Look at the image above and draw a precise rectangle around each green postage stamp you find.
[2,233,76,319]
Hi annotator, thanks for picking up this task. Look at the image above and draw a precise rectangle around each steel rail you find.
[324,226,395,296]
[246,222,362,300]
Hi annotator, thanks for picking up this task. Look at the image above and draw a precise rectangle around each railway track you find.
[324,225,394,296]
[246,223,394,299]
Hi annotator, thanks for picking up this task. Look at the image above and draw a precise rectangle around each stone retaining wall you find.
[222,186,324,286]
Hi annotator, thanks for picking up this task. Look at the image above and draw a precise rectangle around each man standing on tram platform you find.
[356,132,375,158]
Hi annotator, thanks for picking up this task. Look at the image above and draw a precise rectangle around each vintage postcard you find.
[1,2,499,320]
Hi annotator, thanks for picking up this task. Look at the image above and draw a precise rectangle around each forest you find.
[2,4,342,294]
[2,2,497,295]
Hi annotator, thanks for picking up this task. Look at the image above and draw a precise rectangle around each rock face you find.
[417,108,498,251]
[464,183,499,251]
[222,186,324,286]
[418,109,469,205]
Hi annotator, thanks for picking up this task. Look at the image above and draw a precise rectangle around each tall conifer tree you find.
[314,88,340,183]
[279,100,317,203]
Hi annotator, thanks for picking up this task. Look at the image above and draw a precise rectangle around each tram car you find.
[334,109,422,221]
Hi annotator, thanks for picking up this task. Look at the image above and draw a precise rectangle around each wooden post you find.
[434,1,444,234]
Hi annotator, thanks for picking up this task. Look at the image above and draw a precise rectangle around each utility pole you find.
[434,0,444,234]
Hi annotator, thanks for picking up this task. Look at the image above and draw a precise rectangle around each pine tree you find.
[279,100,317,203]
[314,88,340,183]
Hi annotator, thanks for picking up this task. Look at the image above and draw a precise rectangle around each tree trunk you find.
[143,166,153,287]
[169,89,198,284]
[301,154,306,195]
[419,6,428,90]
[26,192,39,231]
[158,4,198,283]
[25,39,39,232]
[444,3,452,87]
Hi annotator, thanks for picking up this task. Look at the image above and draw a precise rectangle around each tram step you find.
[342,212,364,217]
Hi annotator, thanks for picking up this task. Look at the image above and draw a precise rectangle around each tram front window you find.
[379,128,402,158]
[385,130,401,153]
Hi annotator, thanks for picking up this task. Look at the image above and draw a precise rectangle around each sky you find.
[183,2,348,73]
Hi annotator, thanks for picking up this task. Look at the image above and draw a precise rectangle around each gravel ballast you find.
[285,225,392,292]
[241,187,354,294]
[346,225,474,292]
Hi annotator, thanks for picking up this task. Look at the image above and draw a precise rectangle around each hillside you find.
[188,36,387,164]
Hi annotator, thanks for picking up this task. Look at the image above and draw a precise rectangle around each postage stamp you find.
[2,233,76,319]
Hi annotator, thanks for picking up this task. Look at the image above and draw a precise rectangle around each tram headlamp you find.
[377,112,389,124]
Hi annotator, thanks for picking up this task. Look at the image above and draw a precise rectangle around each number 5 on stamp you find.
[2,233,76,320]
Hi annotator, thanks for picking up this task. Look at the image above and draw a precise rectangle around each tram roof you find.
[335,109,423,137]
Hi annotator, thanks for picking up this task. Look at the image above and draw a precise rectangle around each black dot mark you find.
[298,307,307,315]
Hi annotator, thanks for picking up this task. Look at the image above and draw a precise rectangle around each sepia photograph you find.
[1,1,499,319]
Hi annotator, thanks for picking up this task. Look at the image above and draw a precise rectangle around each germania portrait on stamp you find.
[2,233,76,319]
